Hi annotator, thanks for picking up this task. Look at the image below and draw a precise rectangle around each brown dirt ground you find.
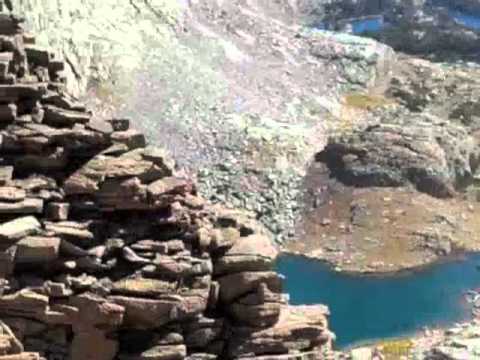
[287,162,480,273]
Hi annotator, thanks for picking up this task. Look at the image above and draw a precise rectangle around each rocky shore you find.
[0,14,335,360]
[338,287,480,358]
[344,320,480,359]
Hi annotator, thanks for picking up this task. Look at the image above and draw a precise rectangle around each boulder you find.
[0,198,43,214]
[183,317,224,349]
[118,344,187,360]
[218,272,282,304]
[0,290,49,321]
[15,236,60,264]
[69,293,125,329]
[208,227,240,252]
[112,278,176,297]
[214,234,278,275]
[44,221,95,246]
[0,216,41,242]
[109,296,181,329]
[0,84,46,102]
[318,113,479,198]
[87,119,114,134]
[147,177,192,198]
[24,45,51,67]
[70,327,118,360]
[228,284,284,327]
[45,202,69,221]
[227,305,332,358]
[0,166,13,185]
[0,187,26,202]
[0,103,17,122]
[43,105,90,127]
[111,129,146,150]
[0,246,15,276]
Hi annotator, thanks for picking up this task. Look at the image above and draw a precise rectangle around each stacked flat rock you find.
[0,14,334,360]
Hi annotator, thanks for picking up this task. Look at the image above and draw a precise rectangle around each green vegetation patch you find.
[344,93,394,110]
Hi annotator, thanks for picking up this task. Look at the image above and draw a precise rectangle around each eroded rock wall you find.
[0,15,334,360]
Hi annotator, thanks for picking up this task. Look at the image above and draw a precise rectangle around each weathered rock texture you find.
[0,15,334,360]
[318,112,480,198]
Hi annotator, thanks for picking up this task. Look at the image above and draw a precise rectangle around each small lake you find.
[334,7,480,35]
[277,254,480,349]
[450,10,480,30]
[351,17,384,34]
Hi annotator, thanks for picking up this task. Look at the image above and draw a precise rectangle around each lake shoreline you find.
[277,253,480,348]
[341,319,480,358]
[278,248,480,277]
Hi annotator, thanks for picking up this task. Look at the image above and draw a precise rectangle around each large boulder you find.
[214,234,278,275]
[15,236,61,264]
[318,113,480,198]
[218,272,283,304]
[0,216,41,243]
[227,305,332,358]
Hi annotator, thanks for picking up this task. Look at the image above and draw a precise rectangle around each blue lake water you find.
[450,10,480,30]
[338,7,480,35]
[351,18,384,34]
[277,254,480,349]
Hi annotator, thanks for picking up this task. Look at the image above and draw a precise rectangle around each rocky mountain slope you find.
[13,0,396,243]
[0,14,335,360]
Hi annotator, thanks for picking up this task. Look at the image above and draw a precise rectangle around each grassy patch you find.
[377,338,414,359]
[344,93,394,110]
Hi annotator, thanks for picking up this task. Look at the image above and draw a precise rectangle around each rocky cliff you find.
[0,14,334,360]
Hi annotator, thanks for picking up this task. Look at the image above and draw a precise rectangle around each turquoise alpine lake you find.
[276,254,480,349]
[449,10,480,30]
[346,6,480,34]
[351,17,384,34]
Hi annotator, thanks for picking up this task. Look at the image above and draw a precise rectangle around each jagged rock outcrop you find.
[317,112,480,198]
[0,14,334,360]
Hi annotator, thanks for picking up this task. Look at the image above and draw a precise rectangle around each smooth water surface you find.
[450,10,480,30]
[348,7,480,33]
[351,17,384,34]
[277,254,480,348]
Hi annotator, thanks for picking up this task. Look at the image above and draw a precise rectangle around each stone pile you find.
[0,14,334,360]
